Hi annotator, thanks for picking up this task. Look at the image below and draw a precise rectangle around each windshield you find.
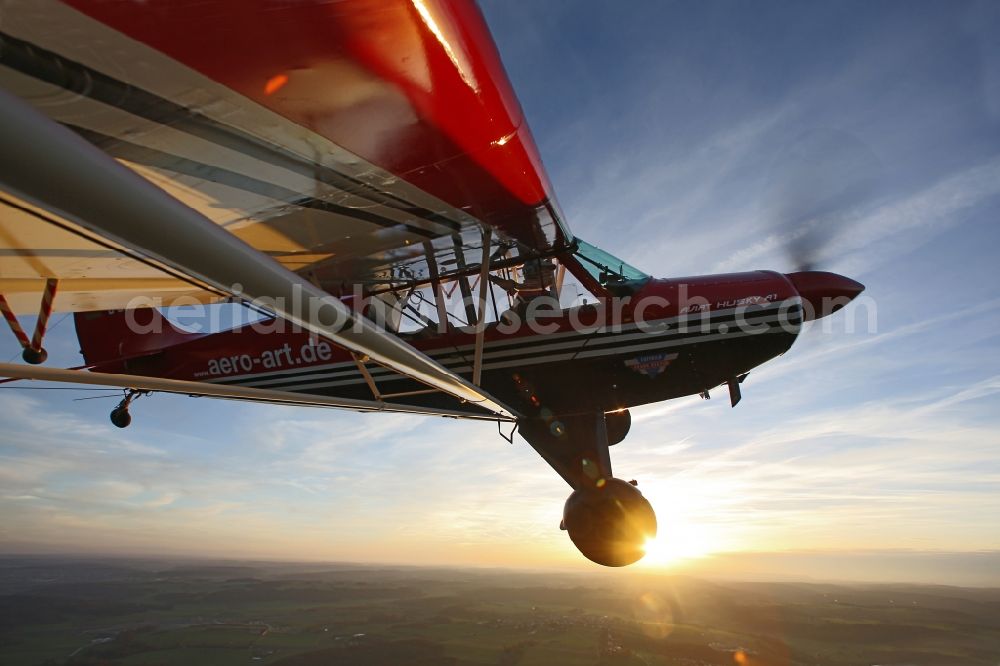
[573,238,650,291]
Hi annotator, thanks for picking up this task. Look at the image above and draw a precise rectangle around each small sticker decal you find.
[625,352,678,378]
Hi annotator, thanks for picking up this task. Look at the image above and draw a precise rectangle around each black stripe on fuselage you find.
[218,318,794,394]
[213,304,801,378]
[0,30,463,235]
[209,308,799,390]
[207,303,800,385]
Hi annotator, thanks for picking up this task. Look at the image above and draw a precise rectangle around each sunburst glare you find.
[636,476,735,566]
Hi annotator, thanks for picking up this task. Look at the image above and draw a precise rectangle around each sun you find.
[641,521,718,566]
[634,476,733,567]
[642,536,680,565]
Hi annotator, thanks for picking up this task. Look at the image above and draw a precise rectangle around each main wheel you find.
[562,478,656,567]
[110,407,132,429]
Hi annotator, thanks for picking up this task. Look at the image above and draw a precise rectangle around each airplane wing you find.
[0,0,571,314]
[0,362,512,422]
[0,0,575,418]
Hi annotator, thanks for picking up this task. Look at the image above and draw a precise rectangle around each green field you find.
[1,557,998,665]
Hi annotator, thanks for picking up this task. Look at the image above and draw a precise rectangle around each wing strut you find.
[423,241,450,333]
[472,227,492,386]
[0,88,517,419]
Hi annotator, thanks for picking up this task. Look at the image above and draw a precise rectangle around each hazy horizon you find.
[2,549,998,589]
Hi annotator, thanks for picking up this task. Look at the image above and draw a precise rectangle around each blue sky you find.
[2,0,999,582]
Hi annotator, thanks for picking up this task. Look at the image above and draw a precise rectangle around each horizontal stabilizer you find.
[74,309,201,366]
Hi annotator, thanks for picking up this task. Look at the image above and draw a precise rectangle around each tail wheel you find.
[110,407,132,428]
[109,389,145,428]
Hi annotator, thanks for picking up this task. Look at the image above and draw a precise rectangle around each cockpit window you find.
[573,238,650,291]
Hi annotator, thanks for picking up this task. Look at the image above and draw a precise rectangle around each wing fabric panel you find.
[0,0,571,312]
[62,0,569,249]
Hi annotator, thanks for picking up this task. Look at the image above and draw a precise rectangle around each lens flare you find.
[264,74,289,96]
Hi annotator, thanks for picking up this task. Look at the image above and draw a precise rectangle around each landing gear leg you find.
[519,411,614,490]
[110,389,143,428]
[519,411,657,567]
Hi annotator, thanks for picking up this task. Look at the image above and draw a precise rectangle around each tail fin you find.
[74,309,199,366]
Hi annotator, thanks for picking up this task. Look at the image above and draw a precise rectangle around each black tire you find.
[21,347,47,365]
[110,408,132,429]
[563,478,657,567]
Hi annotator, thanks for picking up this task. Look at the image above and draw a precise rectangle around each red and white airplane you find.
[0,0,863,566]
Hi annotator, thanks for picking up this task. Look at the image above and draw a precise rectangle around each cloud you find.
[619,372,1000,555]
[144,492,179,508]
[0,386,569,564]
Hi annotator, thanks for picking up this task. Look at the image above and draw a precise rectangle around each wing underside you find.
[0,0,579,419]
[0,0,571,314]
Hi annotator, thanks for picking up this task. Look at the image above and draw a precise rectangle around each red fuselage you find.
[84,270,862,418]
